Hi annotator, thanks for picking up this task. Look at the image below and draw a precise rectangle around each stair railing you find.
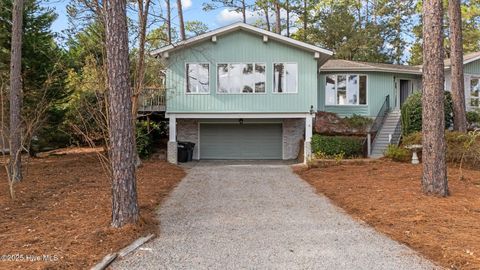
[391,118,402,146]
[362,95,391,157]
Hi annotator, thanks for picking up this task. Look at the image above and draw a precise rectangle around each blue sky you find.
[41,0,260,35]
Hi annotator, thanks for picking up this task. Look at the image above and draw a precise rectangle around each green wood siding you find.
[318,71,421,117]
[465,59,480,74]
[166,31,318,113]
[199,123,282,159]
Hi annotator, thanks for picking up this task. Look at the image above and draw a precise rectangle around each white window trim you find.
[216,62,267,95]
[272,62,299,94]
[469,75,480,109]
[185,62,210,95]
[325,74,368,106]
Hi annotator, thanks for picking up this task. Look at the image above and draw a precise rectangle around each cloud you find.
[216,8,299,35]
[182,0,192,9]
[217,8,261,24]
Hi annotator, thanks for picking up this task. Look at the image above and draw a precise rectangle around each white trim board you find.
[320,67,422,75]
[166,113,311,119]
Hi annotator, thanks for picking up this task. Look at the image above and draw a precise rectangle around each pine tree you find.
[448,0,467,132]
[9,0,24,182]
[177,0,186,40]
[105,0,140,227]
[421,0,449,197]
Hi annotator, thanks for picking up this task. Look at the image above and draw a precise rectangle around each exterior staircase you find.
[370,109,402,158]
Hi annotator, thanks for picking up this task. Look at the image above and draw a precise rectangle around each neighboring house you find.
[444,51,480,110]
[150,22,480,163]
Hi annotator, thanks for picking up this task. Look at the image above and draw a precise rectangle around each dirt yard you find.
[296,160,480,270]
[0,148,185,269]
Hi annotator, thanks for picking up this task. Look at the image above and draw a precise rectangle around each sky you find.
[41,0,261,35]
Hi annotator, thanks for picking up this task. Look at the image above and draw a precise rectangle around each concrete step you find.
[376,134,401,138]
[383,121,401,125]
[376,134,401,139]
[373,141,395,146]
[374,141,393,145]
[370,110,402,158]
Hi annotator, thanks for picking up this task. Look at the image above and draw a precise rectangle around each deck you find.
[138,87,166,112]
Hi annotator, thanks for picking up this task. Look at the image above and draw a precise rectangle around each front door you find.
[396,79,413,109]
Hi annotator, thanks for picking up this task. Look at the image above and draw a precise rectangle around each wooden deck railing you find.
[138,87,166,112]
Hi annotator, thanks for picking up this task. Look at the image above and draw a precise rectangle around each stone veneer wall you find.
[282,118,305,160]
[176,119,199,159]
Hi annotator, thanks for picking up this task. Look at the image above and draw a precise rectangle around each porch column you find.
[167,114,177,164]
[304,115,313,163]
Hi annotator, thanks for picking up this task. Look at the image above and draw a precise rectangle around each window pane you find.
[325,75,336,105]
[186,63,209,93]
[273,63,285,93]
[337,75,347,105]
[228,64,244,93]
[347,75,359,104]
[218,63,265,94]
[285,63,297,93]
[198,64,209,93]
[254,64,266,93]
[217,64,229,93]
[471,78,480,107]
[242,64,254,93]
[359,75,367,105]
[186,64,194,93]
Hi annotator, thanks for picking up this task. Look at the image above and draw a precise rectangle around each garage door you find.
[199,123,282,159]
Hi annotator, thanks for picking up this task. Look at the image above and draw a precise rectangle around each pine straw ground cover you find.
[295,160,480,270]
[0,148,185,269]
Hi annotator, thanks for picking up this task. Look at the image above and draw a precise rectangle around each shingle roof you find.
[444,51,480,67]
[320,59,422,75]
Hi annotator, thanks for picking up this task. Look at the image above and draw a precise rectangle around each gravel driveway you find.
[112,161,438,270]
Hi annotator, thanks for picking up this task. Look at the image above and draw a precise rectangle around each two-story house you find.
[151,22,480,163]
[152,23,332,163]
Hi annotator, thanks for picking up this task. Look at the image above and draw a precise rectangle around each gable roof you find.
[150,22,333,63]
[444,51,480,68]
[320,59,422,75]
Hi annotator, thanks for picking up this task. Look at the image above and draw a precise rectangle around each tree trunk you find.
[285,0,290,37]
[177,0,186,40]
[241,0,246,23]
[9,0,24,183]
[264,2,270,31]
[166,0,172,44]
[303,0,307,40]
[448,0,467,132]
[132,0,151,168]
[421,0,449,197]
[105,0,140,227]
[274,1,281,34]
